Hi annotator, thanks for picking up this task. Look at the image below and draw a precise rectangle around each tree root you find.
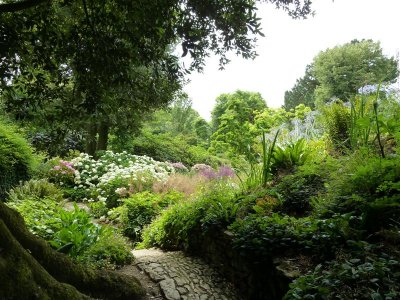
[0,201,145,299]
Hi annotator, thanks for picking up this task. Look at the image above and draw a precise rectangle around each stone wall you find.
[187,227,291,300]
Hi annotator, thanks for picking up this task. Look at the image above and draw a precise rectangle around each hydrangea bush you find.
[50,151,174,206]
[49,160,78,186]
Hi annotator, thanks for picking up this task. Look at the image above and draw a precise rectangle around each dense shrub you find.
[6,197,61,239]
[110,131,223,167]
[230,214,348,260]
[0,120,38,198]
[141,182,239,250]
[340,156,400,200]
[321,101,351,151]
[323,154,400,232]
[285,251,400,299]
[7,197,132,269]
[77,231,133,269]
[7,179,63,203]
[119,191,185,241]
[29,130,84,157]
[275,172,325,216]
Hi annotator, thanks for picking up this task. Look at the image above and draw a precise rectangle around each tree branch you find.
[0,0,49,13]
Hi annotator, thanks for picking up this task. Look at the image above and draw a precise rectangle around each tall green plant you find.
[322,100,351,151]
[373,101,385,158]
[272,138,309,172]
[349,95,372,149]
[241,130,279,190]
[262,130,280,187]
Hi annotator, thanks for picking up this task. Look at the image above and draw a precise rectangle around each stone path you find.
[121,248,241,300]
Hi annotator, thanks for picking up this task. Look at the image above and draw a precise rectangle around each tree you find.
[209,90,267,161]
[1,1,312,154]
[284,40,399,108]
[284,64,318,110]
[313,39,399,105]
[194,118,212,142]
[1,1,182,155]
[211,90,267,132]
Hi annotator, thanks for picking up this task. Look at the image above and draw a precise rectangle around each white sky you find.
[183,0,400,120]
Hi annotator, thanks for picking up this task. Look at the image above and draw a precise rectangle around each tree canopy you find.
[284,39,399,108]
[0,0,313,155]
[209,90,266,161]
[284,64,318,110]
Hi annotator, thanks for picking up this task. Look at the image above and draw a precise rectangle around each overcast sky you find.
[183,0,400,120]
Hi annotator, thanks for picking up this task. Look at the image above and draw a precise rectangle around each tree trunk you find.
[97,121,110,152]
[0,202,145,300]
[85,121,98,157]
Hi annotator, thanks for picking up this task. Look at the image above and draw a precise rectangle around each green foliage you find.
[285,251,400,299]
[349,94,375,149]
[230,213,348,260]
[284,64,318,110]
[77,229,133,269]
[6,197,61,239]
[7,179,63,203]
[88,201,109,219]
[7,195,132,269]
[141,182,238,250]
[253,107,289,132]
[111,130,221,167]
[209,90,267,161]
[262,130,279,187]
[238,130,279,190]
[120,191,185,241]
[321,101,351,151]
[49,204,104,257]
[1,0,311,155]
[272,138,310,173]
[29,130,84,158]
[275,172,325,216]
[0,120,38,198]
[313,39,398,105]
[131,94,211,143]
[211,90,267,131]
[363,197,400,232]
[337,156,400,201]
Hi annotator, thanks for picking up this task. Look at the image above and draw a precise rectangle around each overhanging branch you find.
[0,0,49,13]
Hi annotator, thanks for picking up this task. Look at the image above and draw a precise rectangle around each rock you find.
[175,277,189,286]
[177,286,188,295]
[159,278,181,300]
[147,269,165,282]
[131,248,240,300]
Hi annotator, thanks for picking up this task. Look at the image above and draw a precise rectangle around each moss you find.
[0,202,145,300]
[0,220,89,300]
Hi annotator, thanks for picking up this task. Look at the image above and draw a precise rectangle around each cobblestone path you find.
[120,248,241,300]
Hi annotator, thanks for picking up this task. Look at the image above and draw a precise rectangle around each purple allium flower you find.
[191,164,213,173]
[217,166,235,178]
[200,168,218,179]
[171,162,188,172]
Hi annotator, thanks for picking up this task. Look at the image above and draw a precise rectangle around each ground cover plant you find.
[6,179,133,270]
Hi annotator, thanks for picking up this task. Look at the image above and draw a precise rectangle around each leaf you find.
[57,243,74,254]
